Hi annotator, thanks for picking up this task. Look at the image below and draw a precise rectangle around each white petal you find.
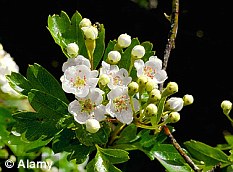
[94,105,106,121]
[106,101,116,118]
[154,70,168,83]
[115,109,133,124]
[89,88,104,105]
[107,87,123,100]
[74,112,90,124]
[134,59,144,70]
[148,56,162,69]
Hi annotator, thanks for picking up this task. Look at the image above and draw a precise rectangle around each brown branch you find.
[159,0,179,91]
[163,125,202,172]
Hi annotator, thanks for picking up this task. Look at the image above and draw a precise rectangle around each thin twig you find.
[163,125,202,172]
[159,0,179,91]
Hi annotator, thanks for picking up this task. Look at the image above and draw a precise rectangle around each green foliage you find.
[3,9,233,172]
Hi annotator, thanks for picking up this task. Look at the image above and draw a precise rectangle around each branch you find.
[159,0,179,91]
[163,125,202,172]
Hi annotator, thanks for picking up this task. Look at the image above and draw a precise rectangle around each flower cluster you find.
[0,43,20,96]
[60,17,194,133]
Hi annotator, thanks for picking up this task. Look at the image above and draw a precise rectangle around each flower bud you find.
[145,104,158,117]
[131,45,145,59]
[81,26,98,40]
[98,74,110,86]
[165,97,184,112]
[221,100,232,115]
[117,33,131,48]
[183,94,194,106]
[79,18,92,28]
[145,79,158,92]
[163,82,178,96]
[107,51,121,65]
[137,75,148,88]
[149,89,161,103]
[85,118,101,133]
[66,43,79,58]
[128,81,139,96]
[168,112,180,123]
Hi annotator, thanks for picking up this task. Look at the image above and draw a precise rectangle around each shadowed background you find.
[0,0,232,171]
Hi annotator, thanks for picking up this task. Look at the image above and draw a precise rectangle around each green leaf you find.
[149,144,194,172]
[86,156,122,172]
[6,72,32,96]
[7,63,68,103]
[47,11,88,58]
[93,24,105,69]
[115,124,137,144]
[28,89,68,117]
[52,128,94,164]
[86,145,129,172]
[13,111,62,141]
[141,41,155,62]
[96,145,129,164]
[26,63,68,103]
[75,122,111,146]
[184,140,231,166]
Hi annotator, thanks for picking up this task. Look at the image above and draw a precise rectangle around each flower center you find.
[144,66,156,79]
[79,98,96,113]
[74,75,86,88]
[113,95,129,113]
[113,76,123,86]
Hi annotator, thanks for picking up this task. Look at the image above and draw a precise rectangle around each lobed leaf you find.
[184,140,231,166]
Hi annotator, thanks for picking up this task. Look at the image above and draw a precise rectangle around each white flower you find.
[0,44,20,95]
[62,55,91,72]
[108,68,132,89]
[61,65,98,98]
[117,33,131,48]
[79,18,92,28]
[66,43,79,58]
[134,56,167,84]
[131,45,145,59]
[99,61,119,76]
[81,26,98,40]
[100,61,131,89]
[166,97,184,112]
[68,88,106,124]
[106,87,139,124]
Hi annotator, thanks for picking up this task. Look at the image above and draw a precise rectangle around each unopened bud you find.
[107,51,121,65]
[163,82,178,96]
[117,33,131,48]
[145,104,158,117]
[221,100,232,115]
[99,74,110,86]
[128,81,139,96]
[131,45,145,59]
[145,79,158,92]
[79,18,92,28]
[137,75,148,88]
[81,26,98,40]
[168,112,180,123]
[86,118,101,133]
[183,94,194,106]
[149,89,161,103]
[165,97,184,112]
[67,43,79,57]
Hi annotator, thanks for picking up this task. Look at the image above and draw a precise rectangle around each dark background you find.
[0,0,232,171]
